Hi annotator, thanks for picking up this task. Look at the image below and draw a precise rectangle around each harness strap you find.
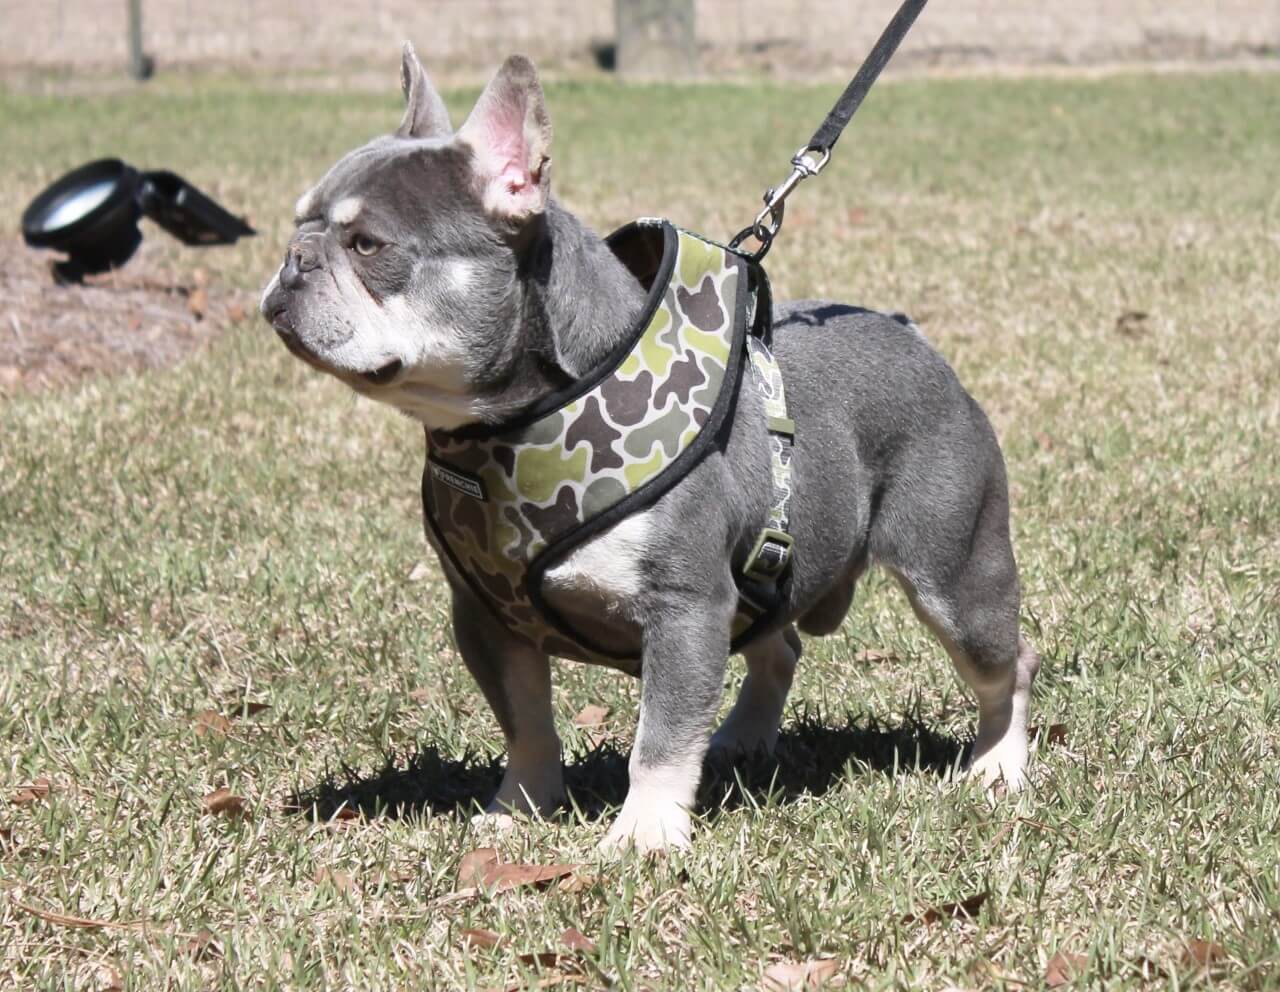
[736,335,795,622]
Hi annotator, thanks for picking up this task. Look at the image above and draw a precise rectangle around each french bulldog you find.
[260,44,1040,852]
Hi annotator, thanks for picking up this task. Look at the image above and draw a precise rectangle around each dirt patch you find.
[0,237,252,394]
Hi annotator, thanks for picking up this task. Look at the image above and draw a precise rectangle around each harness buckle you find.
[742,528,794,584]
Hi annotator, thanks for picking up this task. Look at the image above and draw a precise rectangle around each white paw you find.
[966,739,1029,793]
[598,798,692,854]
[470,809,517,834]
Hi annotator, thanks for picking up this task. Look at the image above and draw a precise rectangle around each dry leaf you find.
[854,648,898,663]
[185,928,223,961]
[457,847,500,889]
[11,777,51,805]
[1115,309,1149,337]
[560,927,596,954]
[313,867,355,893]
[902,890,988,925]
[201,787,249,819]
[193,709,232,738]
[516,951,573,970]
[1183,938,1226,969]
[1045,950,1088,987]
[456,848,580,894]
[409,687,433,703]
[573,704,609,728]
[192,267,210,288]
[226,302,247,323]
[0,824,12,846]
[762,957,843,991]
[187,287,209,320]
[485,861,580,892]
[408,561,432,582]
[460,927,503,950]
[557,871,597,894]
[332,805,360,821]
[1031,723,1069,746]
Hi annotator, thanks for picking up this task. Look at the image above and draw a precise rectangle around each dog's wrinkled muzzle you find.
[261,233,323,329]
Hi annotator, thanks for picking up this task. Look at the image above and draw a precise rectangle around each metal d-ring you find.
[730,145,833,260]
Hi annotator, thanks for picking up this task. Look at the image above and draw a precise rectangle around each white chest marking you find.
[544,509,652,601]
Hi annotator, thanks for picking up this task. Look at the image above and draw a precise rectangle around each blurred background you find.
[3,0,1277,81]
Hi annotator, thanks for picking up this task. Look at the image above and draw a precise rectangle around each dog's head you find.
[260,45,553,428]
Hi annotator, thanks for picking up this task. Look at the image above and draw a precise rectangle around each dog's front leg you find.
[600,586,735,853]
[451,587,564,820]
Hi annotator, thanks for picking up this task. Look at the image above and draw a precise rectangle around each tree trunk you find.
[615,0,698,78]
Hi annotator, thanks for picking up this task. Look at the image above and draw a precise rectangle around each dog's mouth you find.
[271,318,325,369]
[360,359,404,386]
[270,311,404,388]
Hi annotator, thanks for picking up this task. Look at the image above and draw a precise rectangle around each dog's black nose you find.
[281,239,322,290]
[280,252,303,291]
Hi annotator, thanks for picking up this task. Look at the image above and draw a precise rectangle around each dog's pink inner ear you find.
[459,55,551,226]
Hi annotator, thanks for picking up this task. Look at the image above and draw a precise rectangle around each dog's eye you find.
[351,234,381,257]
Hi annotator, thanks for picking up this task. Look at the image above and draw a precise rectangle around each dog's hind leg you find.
[451,588,564,819]
[902,581,1040,791]
[878,455,1039,791]
[710,624,802,756]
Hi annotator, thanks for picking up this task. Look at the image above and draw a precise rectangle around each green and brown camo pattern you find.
[747,336,793,535]
[425,227,742,658]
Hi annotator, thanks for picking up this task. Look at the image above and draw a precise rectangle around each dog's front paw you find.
[965,737,1029,794]
[598,797,692,854]
[470,809,518,835]
[484,765,565,820]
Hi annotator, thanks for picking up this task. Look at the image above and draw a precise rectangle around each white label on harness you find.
[428,458,487,502]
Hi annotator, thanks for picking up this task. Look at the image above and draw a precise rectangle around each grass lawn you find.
[2,67,1278,990]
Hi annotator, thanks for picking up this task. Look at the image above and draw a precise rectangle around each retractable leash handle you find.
[730,0,930,260]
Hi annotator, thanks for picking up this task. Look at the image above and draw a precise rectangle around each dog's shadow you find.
[289,710,967,825]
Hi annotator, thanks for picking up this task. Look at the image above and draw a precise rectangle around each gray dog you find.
[260,45,1040,852]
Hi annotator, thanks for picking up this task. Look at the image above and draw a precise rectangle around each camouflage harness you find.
[422,220,793,661]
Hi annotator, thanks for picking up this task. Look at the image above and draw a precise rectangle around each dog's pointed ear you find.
[397,42,452,139]
[456,55,552,230]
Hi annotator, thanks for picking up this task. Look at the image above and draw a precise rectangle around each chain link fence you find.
[1,0,1276,73]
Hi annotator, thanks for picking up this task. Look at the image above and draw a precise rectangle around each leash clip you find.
[730,145,832,261]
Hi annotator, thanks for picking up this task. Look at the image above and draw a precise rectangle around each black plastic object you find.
[136,170,254,247]
[21,159,144,277]
[21,157,254,281]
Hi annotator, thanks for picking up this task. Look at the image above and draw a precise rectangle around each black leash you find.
[729,0,930,260]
